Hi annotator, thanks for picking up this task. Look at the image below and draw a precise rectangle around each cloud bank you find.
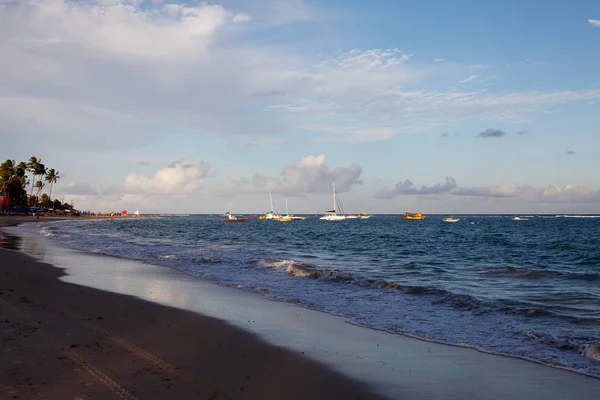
[252,155,362,194]
[1,0,600,149]
[124,159,212,194]
[377,178,600,203]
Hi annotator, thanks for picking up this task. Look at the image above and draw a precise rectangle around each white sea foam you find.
[581,344,600,361]
[259,259,300,268]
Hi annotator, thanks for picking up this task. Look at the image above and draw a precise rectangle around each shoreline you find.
[2,221,600,399]
[0,246,386,400]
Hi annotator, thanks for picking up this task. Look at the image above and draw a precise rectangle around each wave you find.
[555,215,600,218]
[254,259,579,318]
[479,266,600,281]
[193,256,223,264]
[525,332,600,362]
[582,344,600,362]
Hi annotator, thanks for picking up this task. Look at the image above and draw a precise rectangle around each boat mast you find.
[269,190,274,212]
[286,198,289,215]
[332,183,336,213]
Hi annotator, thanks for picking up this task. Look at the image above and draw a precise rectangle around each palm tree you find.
[34,181,44,207]
[16,161,28,177]
[45,169,60,200]
[34,163,46,198]
[27,156,40,198]
[0,160,16,194]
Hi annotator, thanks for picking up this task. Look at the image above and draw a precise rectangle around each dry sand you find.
[0,247,386,400]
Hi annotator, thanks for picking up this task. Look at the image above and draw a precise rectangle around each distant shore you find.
[0,214,156,225]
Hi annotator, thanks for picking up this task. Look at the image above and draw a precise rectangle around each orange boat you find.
[404,212,426,220]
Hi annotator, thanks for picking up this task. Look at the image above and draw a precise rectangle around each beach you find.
[2,218,600,399]
[0,247,386,399]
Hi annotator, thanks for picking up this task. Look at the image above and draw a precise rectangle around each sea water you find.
[7,215,600,377]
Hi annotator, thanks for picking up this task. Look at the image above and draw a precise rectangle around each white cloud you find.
[458,74,478,84]
[269,53,600,139]
[377,178,600,203]
[124,159,211,194]
[252,154,362,194]
[233,13,251,23]
[589,19,600,28]
[8,0,234,58]
[1,0,600,151]
[82,154,360,198]
[58,154,362,211]
[434,58,445,62]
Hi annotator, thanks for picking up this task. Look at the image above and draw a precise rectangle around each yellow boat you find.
[404,212,426,220]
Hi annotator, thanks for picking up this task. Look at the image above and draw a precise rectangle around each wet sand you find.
[0,248,386,399]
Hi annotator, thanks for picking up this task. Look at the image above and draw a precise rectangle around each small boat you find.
[289,215,307,220]
[404,212,425,220]
[346,212,371,219]
[276,199,305,221]
[222,212,254,222]
[320,183,346,221]
[443,217,460,223]
[259,191,281,220]
[512,216,529,221]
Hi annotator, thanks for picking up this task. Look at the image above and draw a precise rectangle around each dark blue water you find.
[11,215,600,377]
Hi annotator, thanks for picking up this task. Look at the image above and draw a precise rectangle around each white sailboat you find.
[320,183,346,221]
[260,190,281,220]
[134,209,140,217]
[275,199,292,222]
[281,198,306,221]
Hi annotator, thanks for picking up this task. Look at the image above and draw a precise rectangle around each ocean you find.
[7,215,600,378]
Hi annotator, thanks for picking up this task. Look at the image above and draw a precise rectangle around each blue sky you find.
[1,0,599,214]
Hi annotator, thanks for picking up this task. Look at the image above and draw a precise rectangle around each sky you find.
[1,0,599,214]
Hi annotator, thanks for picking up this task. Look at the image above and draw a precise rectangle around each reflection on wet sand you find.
[0,228,22,251]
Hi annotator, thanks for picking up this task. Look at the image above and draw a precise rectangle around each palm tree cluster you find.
[1,156,64,211]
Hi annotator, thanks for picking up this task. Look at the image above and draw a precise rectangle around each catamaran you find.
[320,183,346,221]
